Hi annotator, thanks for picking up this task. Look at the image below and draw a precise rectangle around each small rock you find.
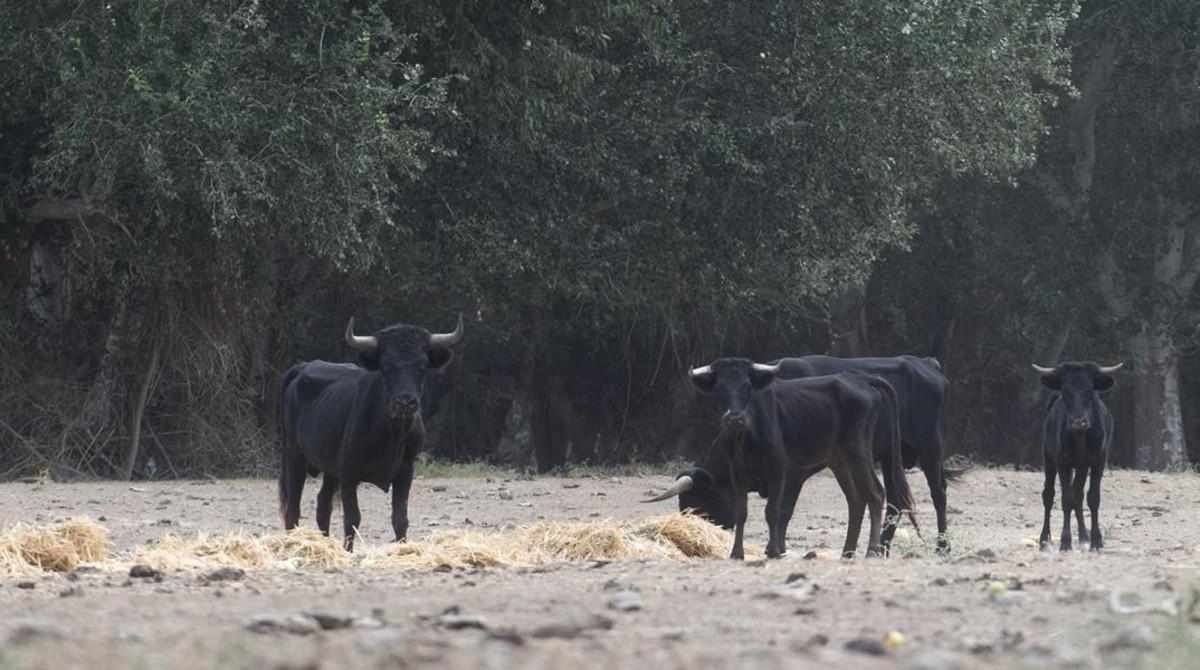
[1102,626,1155,652]
[608,590,642,612]
[792,633,828,652]
[9,624,66,645]
[129,564,162,579]
[561,482,581,489]
[15,581,35,589]
[431,485,447,492]
[498,489,513,500]
[246,614,321,636]
[844,637,886,655]
[528,614,613,639]
[58,586,84,598]
[438,613,491,630]
[803,551,818,560]
[205,567,246,582]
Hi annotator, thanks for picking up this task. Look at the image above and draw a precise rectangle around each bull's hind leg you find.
[315,474,339,536]
[832,463,865,559]
[280,450,307,531]
[917,443,950,554]
[341,481,362,552]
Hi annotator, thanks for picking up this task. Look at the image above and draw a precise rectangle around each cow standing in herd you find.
[645,358,915,559]
[1033,361,1122,552]
[278,315,463,550]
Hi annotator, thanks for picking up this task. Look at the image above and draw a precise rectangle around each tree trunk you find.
[528,310,565,473]
[121,335,162,479]
[828,284,867,357]
[1128,323,1187,470]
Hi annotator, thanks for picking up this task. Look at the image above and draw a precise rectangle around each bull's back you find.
[770,375,875,462]
[282,362,366,464]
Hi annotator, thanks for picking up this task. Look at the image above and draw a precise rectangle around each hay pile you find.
[363,513,748,570]
[133,528,351,571]
[0,518,110,575]
[0,513,746,575]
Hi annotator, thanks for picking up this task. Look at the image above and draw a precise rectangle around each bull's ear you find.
[357,350,381,370]
[690,370,717,393]
[427,346,455,371]
[684,467,714,490]
[1039,374,1062,391]
[749,369,776,389]
[1094,374,1115,392]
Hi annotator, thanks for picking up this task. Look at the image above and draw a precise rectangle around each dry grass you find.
[133,528,351,571]
[0,517,110,575]
[0,513,747,576]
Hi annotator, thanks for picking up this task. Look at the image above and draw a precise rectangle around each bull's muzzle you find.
[389,395,420,419]
[721,410,747,430]
[1069,416,1088,432]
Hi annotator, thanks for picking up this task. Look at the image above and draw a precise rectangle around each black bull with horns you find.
[1032,360,1122,552]
[650,355,955,552]
[648,358,916,559]
[278,315,464,550]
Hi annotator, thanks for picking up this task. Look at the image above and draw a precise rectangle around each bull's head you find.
[642,466,738,529]
[345,314,464,420]
[641,357,780,522]
[688,357,781,434]
[1032,361,1122,433]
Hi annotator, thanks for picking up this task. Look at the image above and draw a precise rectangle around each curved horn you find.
[1098,362,1124,374]
[1030,364,1056,374]
[641,475,694,503]
[429,313,464,346]
[752,362,781,374]
[689,365,713,377]
[344,317,378,351]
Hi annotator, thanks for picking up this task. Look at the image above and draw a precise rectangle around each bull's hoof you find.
[1090,534,1103,551]
[1039,541,1052,553]
[730,549,744,560]
[765,547,783,560]
[841,550,856,560]
[865,546,884,558]
[1059,540,1072,552]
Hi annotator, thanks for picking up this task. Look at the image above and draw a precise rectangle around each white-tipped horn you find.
[641,475,694,503]
[345,317,378,351]
[689,365,713,377]
[752,362,781,374]
[1098,362,1124,374]
[1031,364,1056,374]
[429,313,464,346]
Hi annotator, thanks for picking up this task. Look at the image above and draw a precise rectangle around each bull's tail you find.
[870,376,919,535]
[942,454,974,484]
[277,364,304,528]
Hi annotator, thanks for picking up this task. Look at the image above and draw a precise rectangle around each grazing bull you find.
[1033,361,1121,552]
[279,315,463,550]
[647,358,914,560]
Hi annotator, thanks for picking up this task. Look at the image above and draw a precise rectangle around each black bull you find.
[278,315,463,550]
[649,358,916,559]
[1034,360,1121,552]
[653,354,957,553]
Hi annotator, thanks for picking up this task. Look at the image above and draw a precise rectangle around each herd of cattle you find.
[278,316,1123,559]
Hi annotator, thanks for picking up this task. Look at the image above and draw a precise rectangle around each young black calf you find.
[1033,361,1122,552]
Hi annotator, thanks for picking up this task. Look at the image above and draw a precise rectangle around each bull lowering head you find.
[1032,361,1123,434]
[345,314,464,420]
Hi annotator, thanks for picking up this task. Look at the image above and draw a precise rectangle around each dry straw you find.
[0,517,110,575]
[0,513,748,576]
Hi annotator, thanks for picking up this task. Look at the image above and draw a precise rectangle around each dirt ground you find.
[0,468,1198,669]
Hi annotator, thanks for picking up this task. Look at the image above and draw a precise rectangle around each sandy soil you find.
[0,468,1198,669]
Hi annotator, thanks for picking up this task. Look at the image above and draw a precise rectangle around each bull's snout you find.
[390,394,420,418]
[721,410,747,430]
[1069,416,1088,432]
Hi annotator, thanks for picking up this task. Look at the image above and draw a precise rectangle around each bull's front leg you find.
[776,471,811,557]
[731,489,748,560]
[1038,459,1056,552]
[390,449,418,542]
[763,469,788,559]
[341,481,362,552]
[1057,465,1074,552]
